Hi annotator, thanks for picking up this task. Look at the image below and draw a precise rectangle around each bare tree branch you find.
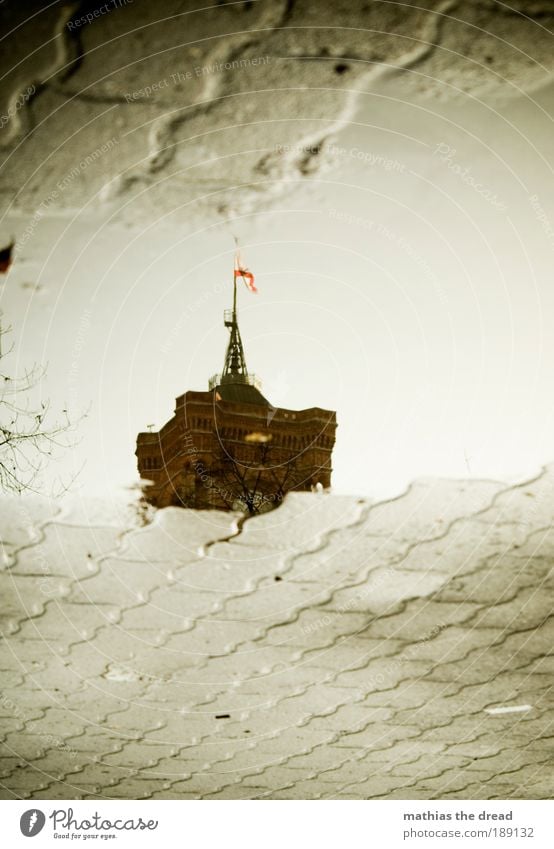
[0,319,83,496]
[209,436,304,515]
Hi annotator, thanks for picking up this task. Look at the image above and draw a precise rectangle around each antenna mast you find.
[221,265,249,384]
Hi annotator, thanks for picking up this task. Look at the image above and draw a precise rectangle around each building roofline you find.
[175,390,336,420]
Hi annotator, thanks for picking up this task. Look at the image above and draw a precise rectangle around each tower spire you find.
[221,268,249,384]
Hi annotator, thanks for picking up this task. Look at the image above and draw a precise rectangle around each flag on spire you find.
[234,249,257,293]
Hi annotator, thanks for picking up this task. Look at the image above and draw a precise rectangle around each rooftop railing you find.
[208,373,263,392]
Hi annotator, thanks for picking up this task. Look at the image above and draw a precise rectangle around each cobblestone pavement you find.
[2,1,554,222]
[1,469,553,800]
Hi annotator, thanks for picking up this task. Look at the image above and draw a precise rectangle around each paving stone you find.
[1,477,553,798]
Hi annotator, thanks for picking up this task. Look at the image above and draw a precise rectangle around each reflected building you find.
[136,270,336,512]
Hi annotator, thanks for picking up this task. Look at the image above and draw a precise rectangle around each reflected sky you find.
[2,70,554,499]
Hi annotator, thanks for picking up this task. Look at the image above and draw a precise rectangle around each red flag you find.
[234,250,257,293]
[0,240,14,273]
